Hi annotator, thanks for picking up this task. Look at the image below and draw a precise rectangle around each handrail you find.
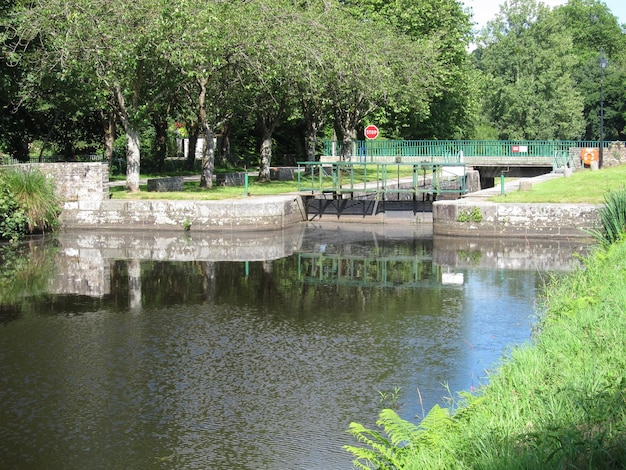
[324,140,600,161]
[296,161,467,196]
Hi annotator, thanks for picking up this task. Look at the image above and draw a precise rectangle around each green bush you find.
[0,167,60,241]
[0,177,27,242]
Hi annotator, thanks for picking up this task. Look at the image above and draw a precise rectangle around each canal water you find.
[0,225,588,469]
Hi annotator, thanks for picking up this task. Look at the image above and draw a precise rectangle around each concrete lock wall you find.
[25,163,307,231]
[433,199,601,238]
[60,196,308,231]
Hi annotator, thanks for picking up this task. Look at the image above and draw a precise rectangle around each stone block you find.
[147,176,184,192]
[270,167,297,181]
[216,172,246,186]
[519,181,532,191]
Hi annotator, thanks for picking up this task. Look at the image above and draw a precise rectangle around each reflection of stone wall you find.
[433,236,590,272]
[49,227,304,298]
[48,248,110,297]
[55,225,305,262]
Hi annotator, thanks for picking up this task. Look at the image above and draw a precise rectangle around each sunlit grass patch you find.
[491,165,626,204]
[110,178,300,200]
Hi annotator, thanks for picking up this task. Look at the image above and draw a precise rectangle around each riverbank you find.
[432,172,601,238]
[347,238,626,468]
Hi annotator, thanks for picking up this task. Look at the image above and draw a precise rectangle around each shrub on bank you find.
[346,236,626,468]
[0,167,60,241]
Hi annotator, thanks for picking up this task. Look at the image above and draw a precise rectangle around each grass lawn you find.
[109,164,626,203]
[490,165,626,204]
[110,165,418,200]
[110,179,301,200]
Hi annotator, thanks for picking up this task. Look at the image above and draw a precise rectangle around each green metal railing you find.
[324,140,598,162]
[297,161,466,196]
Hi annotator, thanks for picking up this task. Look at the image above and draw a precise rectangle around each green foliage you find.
[588,186,626,246]
[474,0,585,140]
[0,172,28,242]
[457,206,483,223]
[344,406,453,469]
[0,167,60,239]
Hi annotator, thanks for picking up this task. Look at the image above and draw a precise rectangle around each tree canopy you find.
[1,0,625,184]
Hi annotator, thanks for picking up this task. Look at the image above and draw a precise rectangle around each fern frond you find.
[377,408,423,447]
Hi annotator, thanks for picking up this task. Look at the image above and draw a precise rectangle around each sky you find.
[463,0,626,31]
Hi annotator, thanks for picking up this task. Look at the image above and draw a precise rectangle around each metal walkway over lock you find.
[297,139,600,197]
[297,161,466,198]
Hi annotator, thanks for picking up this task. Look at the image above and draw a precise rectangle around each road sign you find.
[364,125,379,140]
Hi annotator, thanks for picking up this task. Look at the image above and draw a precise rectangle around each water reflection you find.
[0,226,589,469]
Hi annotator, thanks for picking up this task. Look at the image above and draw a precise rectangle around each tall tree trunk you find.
[152,114,168,173]
[218,122,231,167]
[102,109,116,161]
[186,122,200,171]
[114,84,141,193]
[200,127,215,188]
[340,129,356,161]
[334,109,358,161]
[258,129,273,182]
[257,101,284,182]
[198,77,215,189]
[302,102,324,161]
[125,128,141,192]
[304,120,320,162]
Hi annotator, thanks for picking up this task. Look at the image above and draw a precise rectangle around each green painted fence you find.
[324,140,598,161]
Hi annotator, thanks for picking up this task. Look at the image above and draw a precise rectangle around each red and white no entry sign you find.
[364,125,379,140]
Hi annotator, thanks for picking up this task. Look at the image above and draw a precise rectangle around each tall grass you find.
[588,186,626,246]
[345,241,626,468]
[1,167,60,233]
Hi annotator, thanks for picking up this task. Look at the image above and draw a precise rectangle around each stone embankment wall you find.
[20,162,109,202]
[28,162,306,231]
[22,162,601,236]
[433,199,600,238]
[61,196,307,231]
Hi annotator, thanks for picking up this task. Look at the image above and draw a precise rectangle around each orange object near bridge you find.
[581,147,599,165]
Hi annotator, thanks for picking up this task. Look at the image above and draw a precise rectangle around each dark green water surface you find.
[0,225,588,469]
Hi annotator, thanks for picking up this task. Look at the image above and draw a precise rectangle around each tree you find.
[319,6,443,160]
[8,0,173,191]
[159,0,235,188]
[554,0,626,140]
[229,0,298,181]
[474,0,585,140]
[341,0,478,139]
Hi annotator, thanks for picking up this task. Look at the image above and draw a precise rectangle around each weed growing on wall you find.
[457,206,483,223]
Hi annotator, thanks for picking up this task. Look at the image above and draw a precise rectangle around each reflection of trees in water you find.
[0,238,58,318]
[0,236,462,318]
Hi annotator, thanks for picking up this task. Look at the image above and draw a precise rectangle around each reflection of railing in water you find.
[297,252,444,288]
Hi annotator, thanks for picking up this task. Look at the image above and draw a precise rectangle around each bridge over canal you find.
[316,139,600,189]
